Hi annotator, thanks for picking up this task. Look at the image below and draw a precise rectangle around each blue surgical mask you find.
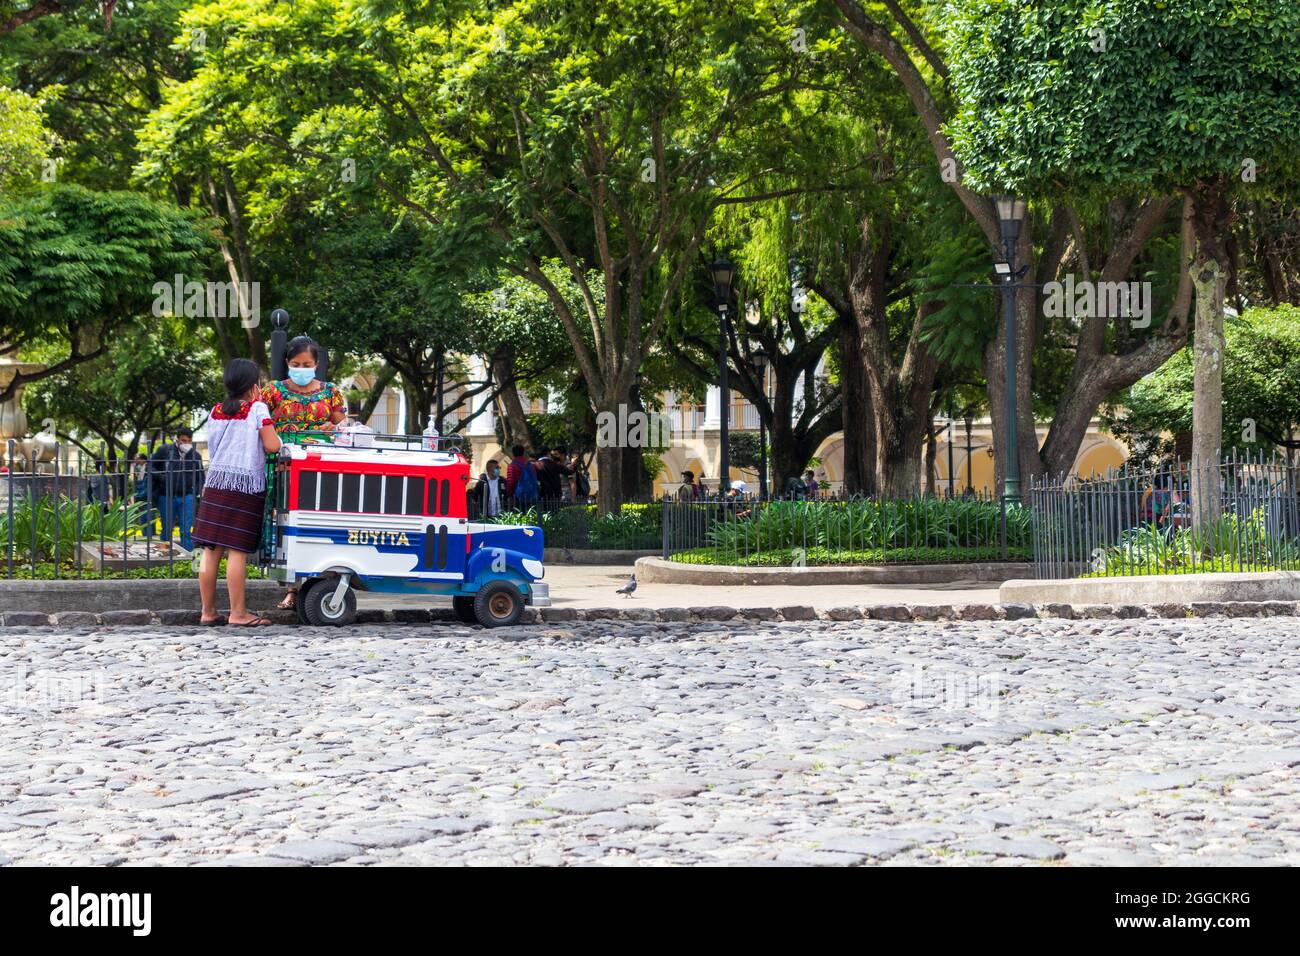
[287,366,315,387]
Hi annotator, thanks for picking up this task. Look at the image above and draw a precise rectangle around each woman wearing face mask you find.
[261,336,347,437]
[262,336,346,610]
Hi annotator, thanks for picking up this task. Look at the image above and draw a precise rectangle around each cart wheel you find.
[302,578,357,626]
[452,597,478,625]
[473,581,524,628]
[293,581,313,625]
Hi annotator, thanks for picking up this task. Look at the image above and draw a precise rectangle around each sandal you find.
[276,592,296,610]
[200,616,228,627]
[229,615,272,627]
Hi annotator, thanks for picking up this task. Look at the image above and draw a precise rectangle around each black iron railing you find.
[1028,450,1300,578]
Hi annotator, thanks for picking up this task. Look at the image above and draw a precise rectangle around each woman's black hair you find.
[285,335,319,364]
[221,358,261,416]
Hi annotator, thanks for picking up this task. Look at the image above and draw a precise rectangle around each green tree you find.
[830,0,1196,493]
[944,0,1300,527]
[1110,306,1300,463]
[25,319,220,462]
[0,183,213,404]
[0,87,53,194]
[148,0,807,511]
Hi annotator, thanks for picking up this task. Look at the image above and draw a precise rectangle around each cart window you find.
[318,471,339,511]
[441,479,451,516]
[297,471,319,511]
[384,476,404,515]
[428,479,440,516]
[340,473,361,513]
[423,523,437,569]
[362,475,382,514]
[405,476,426,515]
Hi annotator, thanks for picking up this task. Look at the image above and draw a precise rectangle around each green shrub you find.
[1082,510,1300,577]
[688,498,1028,564]
[0,492,145,563]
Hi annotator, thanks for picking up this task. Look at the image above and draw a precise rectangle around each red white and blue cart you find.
[260,432,548,627]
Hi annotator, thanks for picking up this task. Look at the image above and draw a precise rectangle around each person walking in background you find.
[801,469,819,500]
[538,446,571,506]
[678,470,703,501]
[192,358,282,627]
[151,426,204,550]
[570,453,591,503]
[131,452,154,523]
[506,444,539,510]
[474,459,507,518]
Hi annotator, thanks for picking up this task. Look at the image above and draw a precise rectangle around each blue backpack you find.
[514,458,539,505]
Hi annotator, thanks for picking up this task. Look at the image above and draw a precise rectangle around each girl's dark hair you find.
[221,358,261,416]
[285,336,319,363]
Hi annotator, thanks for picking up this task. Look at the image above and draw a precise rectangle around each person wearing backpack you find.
[506,444,539,509]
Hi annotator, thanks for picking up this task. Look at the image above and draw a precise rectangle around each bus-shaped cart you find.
[260,432,548,627]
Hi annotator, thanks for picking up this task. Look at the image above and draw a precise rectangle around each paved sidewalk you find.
[370,564,1001,611]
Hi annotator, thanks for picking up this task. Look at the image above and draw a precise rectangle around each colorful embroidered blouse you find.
[261,380,345,435]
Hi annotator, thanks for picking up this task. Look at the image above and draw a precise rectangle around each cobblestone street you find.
[2,617,1298,866]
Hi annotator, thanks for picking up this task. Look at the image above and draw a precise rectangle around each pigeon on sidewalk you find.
[615,574,637,598]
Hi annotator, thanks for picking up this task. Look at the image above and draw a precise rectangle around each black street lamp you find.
[710,259,736,496]
[995,194,1027,505]
[946,399,955,499]
[964,412,974,495]
[752,345,770,500]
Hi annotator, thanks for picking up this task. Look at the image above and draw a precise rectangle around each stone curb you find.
[2,600,1298,628]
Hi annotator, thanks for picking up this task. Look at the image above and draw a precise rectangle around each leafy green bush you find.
[1083,511,1300,577]
[684,498,1028,565]
[0,492,145,563]
[488,502,662,549]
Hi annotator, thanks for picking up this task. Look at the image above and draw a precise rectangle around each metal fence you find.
[1028,450,1300,578]
[661,492,1027,567]
[2,441,203,579]
[479,496,664,551]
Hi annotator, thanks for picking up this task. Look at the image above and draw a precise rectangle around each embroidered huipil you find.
[204,400,273,494]
[261,381,345,434]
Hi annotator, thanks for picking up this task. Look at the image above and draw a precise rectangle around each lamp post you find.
[944,400,956,498]
[752,345,770,500]
[710,259,736,496]
[995,194,1027,505]
[964,412,974,495]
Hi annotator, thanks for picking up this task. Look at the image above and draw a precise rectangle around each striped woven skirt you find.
[192,487,267,554]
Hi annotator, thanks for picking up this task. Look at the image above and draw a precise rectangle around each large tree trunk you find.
[1188,180,1233,538]
[490,353,531,451]
[594,440,623,516]
[837,319,875,496]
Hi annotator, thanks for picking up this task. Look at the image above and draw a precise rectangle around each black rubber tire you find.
[473,581,524,628]
[452,597,478,624]
[301,578,357,626]
[293,581,313,625]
